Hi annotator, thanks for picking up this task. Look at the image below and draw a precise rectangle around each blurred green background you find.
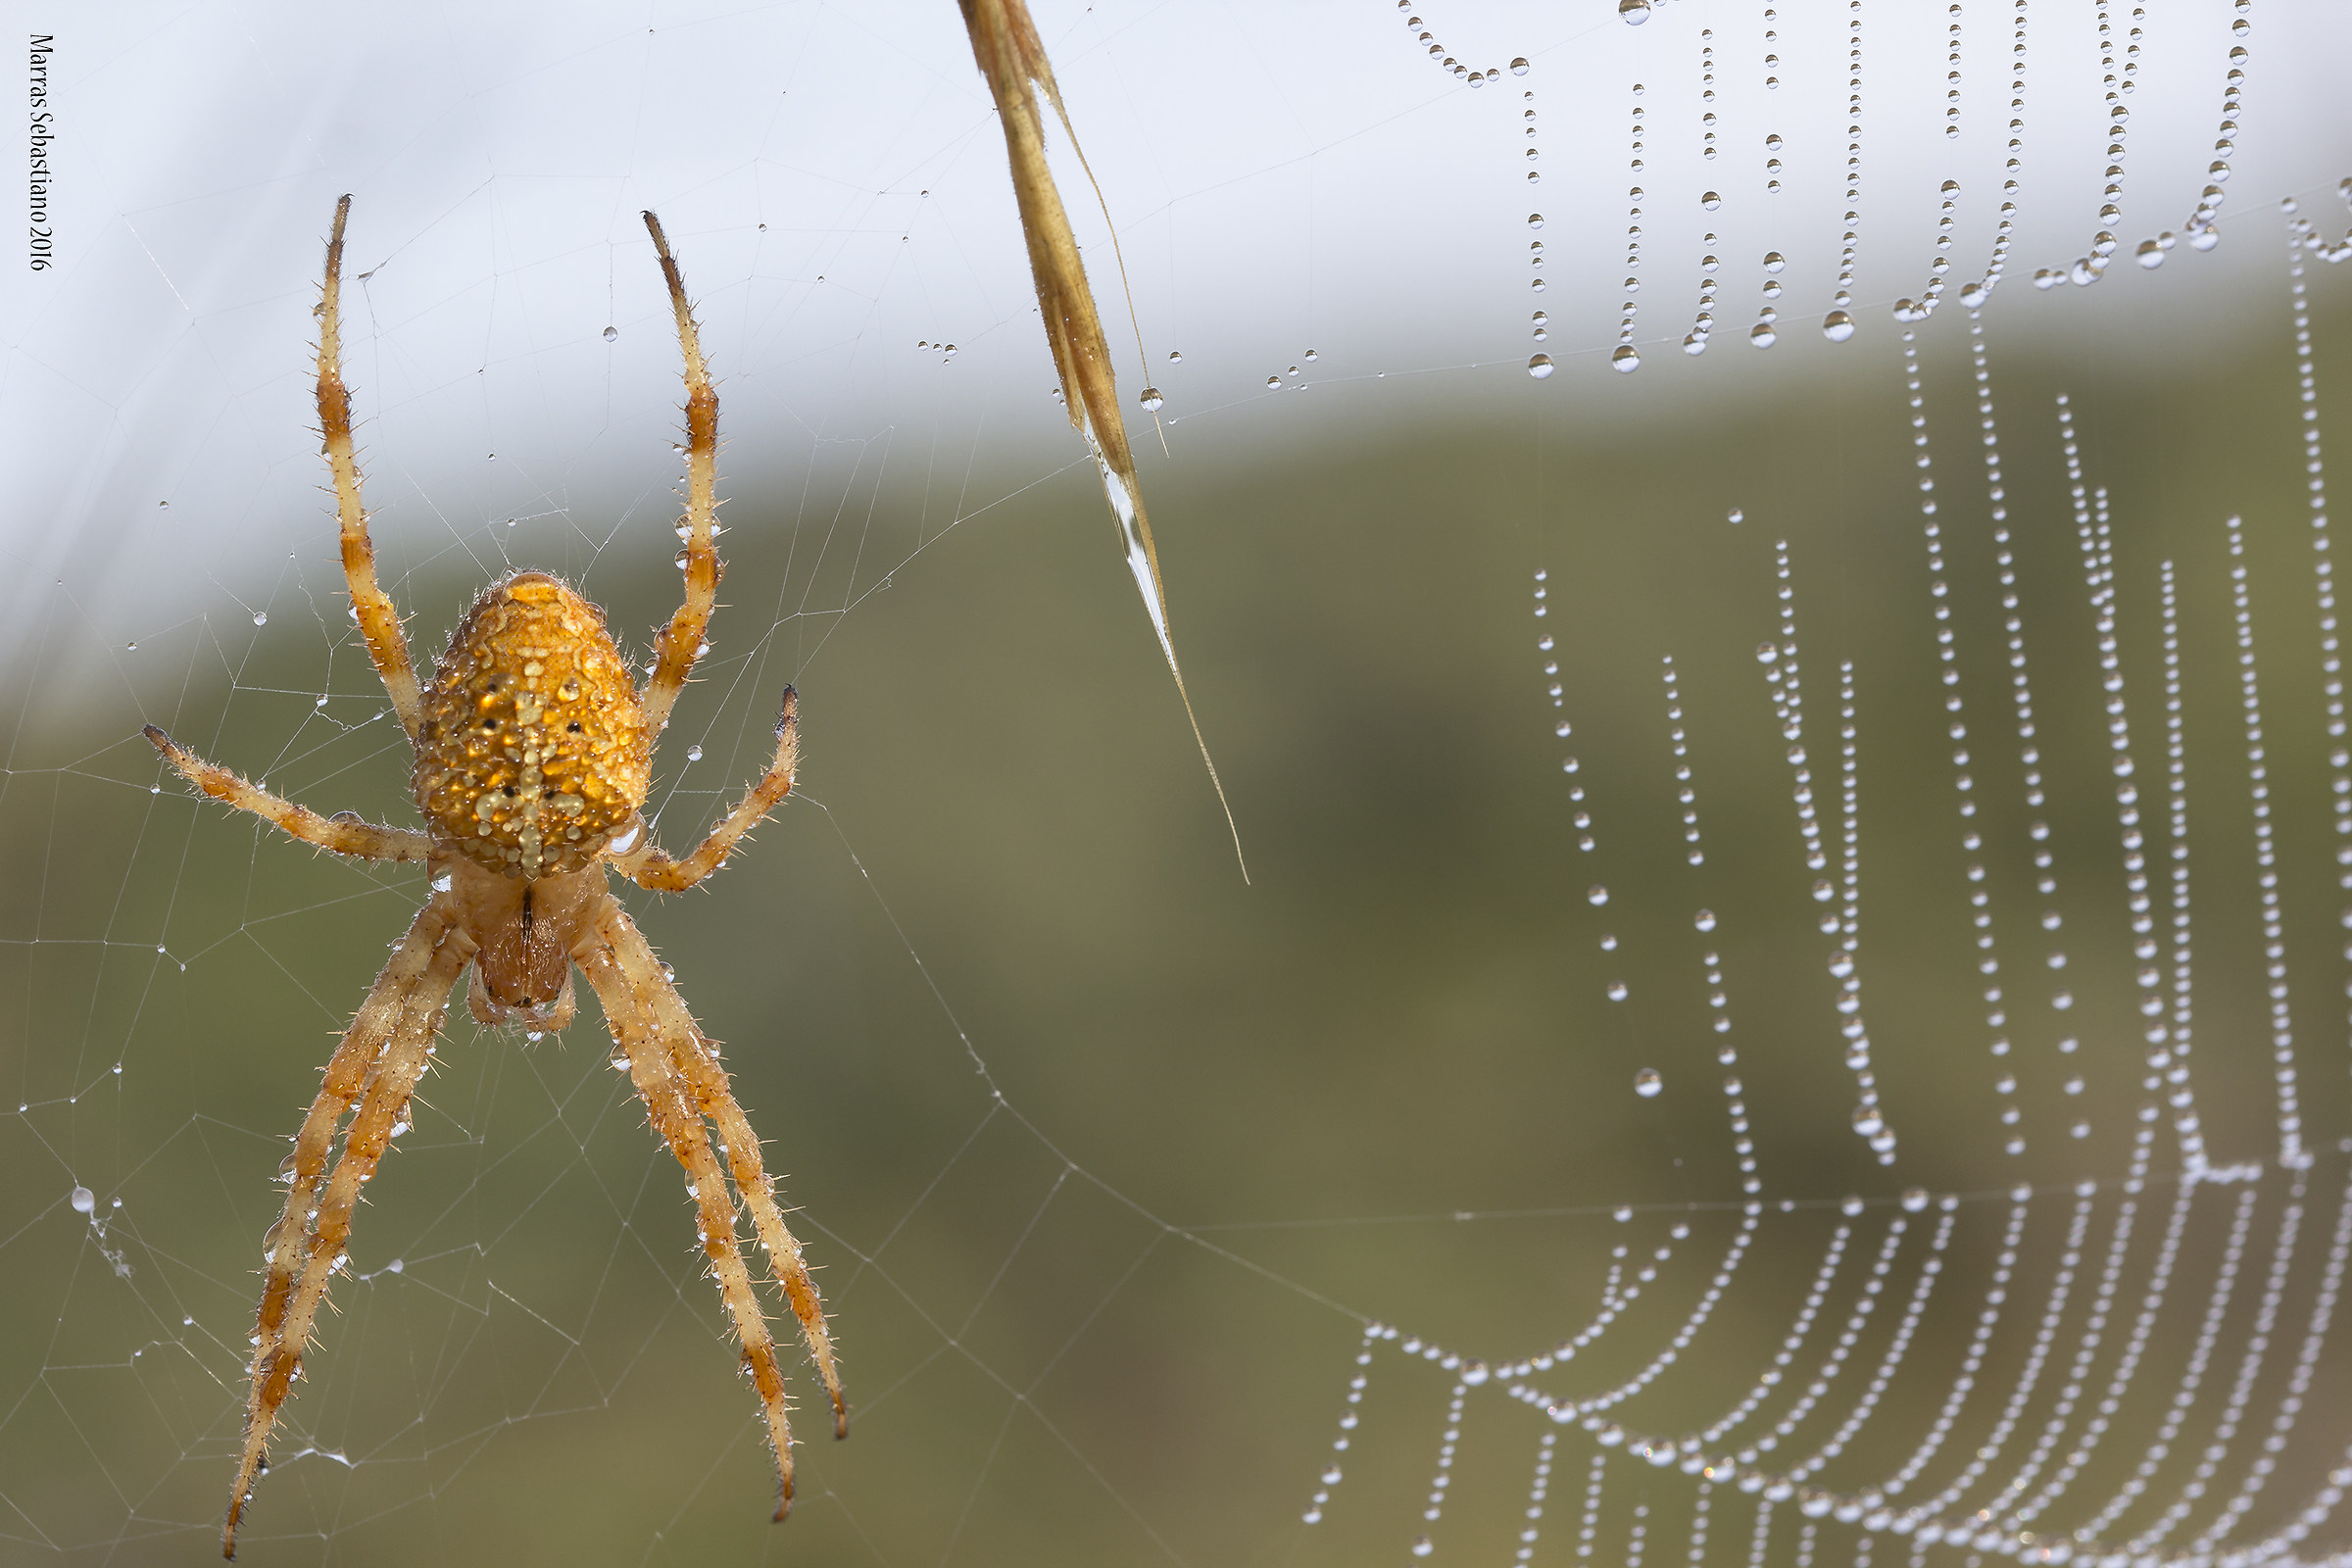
[7,272,2352,1567]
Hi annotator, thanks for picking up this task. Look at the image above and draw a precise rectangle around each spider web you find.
[7,4,2352,1566]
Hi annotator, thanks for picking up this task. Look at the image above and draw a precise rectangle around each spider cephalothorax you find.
[144,198,842,1558]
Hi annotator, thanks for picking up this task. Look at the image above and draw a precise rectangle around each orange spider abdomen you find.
[414,573,651,878]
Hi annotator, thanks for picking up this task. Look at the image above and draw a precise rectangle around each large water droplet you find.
[1511,57,1530,74]
[1701,191,1722,211]
[1635,1068,1663,1098]
[1749,322,1777,348]
[603,325,618,342]
[1139,386,1164,412]
[1610,345,1642,372]
[1527,354,1555,379]
[1528,213,1544,229]
[71,1186,95,1214]
[2134,239,2166,270]
[1588,884,1610,906]
[1822,310,1856,342]
[252,611,268,627]
[1619,0,1651,21]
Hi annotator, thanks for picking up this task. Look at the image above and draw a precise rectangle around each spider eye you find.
[567,721,582,732]
[482,719,498,730]
[504,786,518,798]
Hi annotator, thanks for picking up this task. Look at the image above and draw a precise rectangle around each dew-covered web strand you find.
[1757,554,1891,1160]
[1902,328,2036,1154]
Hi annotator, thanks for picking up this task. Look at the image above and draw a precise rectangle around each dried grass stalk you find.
[958,0,1247,878]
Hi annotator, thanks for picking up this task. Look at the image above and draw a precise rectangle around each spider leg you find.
[577,914,810,1519]
[318,195,425,741]
[597,900,847,1438]
[145,726,432,862]
[636,209,721,739]
[222,906,473,1558]
[614,688,799,894]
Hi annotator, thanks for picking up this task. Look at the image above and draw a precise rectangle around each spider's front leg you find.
[577,916,815,1518]
[601,901,847,1437]
[223,906,473,1558]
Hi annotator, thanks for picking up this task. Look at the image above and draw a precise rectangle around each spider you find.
[144,197,845,1558]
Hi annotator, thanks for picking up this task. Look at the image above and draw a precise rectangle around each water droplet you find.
[1610,345,1642,372]
[1613,1204,1634,1222]
[1727,509,1743,525]
[1619,0,1651,22]
[1749,322,1778,348]
[1139,386,1164,412]
[1527,354,1555,379]
[431,872,453,892]
[2135,238,2166,270]
[1635,1068,1663,1098]
[1585,883,1610,907]
[1412,1538,1435,1558]
[1755,641,1778,662]
[1762,252,1786,272]
[1528,213,1544,229]
[1167,349,1183,363]
[1700,191,1722,211]
[70,1186,94,1214]
[1511,56,1530,74]
[157,500,169,510]
[603,325,618,342]
[1608,981,1630,1002]
[252,611,268,626]
[1822,310,1856,342]
[686,745,704,762]
[1265,375,1281,390]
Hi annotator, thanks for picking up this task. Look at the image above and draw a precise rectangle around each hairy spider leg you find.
[225,911,474,1557]
[599,901,846,1437]
[318,195,425,741]
[615,688,801,893]
[637,210,722,738]
[144,726,432,862]
[577,928,808,1517]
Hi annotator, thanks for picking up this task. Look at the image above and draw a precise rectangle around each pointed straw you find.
[957,0,1248,881]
